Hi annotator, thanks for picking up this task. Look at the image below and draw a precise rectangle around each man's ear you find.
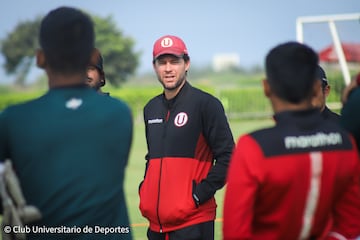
[185,59,190,72]
[263,79,271,98]
[324,85,331,98]
[36,49,46,69]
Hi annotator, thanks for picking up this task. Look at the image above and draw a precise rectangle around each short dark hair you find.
[265,42,318,103]
[39,7,94,74]
[183,54,190,62]
[316,65,329,91]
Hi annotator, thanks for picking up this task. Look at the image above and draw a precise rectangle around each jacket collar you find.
[273,109,323,128]
[162,81,190,108]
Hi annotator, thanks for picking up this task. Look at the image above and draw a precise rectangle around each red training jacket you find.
[140,82,234,232]
[223,110,360,240]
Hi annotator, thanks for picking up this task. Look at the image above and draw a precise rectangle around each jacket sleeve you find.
[223,135,260,239]
[124,104,134,167]
[139,107,149,192]
[192,96,234,204]
[0,109,10,214]
[0,109,9,163]
[326,142,360,239]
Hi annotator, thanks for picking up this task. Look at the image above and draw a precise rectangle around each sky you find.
[0,0,359,84]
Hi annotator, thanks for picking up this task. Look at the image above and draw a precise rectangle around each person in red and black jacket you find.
[139,35,234,240]
[223,42,360,240]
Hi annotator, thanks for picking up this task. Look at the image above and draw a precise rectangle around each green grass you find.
[125,118,274,239]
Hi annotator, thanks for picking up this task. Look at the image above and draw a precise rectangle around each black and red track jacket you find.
[223,109,360,240]
[139,82,234,232]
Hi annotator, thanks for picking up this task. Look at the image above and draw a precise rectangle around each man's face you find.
[86,66,103,90]
[312,80,330,111]
[153,54,190,91]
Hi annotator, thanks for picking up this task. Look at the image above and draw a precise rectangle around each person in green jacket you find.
[0,6,133,240]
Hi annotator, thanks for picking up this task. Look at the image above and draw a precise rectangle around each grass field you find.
[125,118,274,239]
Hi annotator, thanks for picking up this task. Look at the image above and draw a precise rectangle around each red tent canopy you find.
[319,43,360,63]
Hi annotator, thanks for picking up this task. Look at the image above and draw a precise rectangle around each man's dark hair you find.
[39,7,94,74]
[183,54,190,62]
[316,65,329,91]
[265,41,319,103]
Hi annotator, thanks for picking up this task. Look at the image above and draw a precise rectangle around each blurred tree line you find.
[0,12,140,87]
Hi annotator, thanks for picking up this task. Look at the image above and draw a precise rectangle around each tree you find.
[0,13,139,87]
[1,17,41,86]
[92,15,139,87]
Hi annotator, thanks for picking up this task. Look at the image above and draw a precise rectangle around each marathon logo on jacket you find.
[284,132,342,149]
[148,118,163,124]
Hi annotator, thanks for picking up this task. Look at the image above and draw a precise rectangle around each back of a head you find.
[316,65,329,89]
[89,48,105,74]
[265,42,318,103]
[39,7,94,74]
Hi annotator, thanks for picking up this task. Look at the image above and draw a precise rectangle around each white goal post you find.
[296,13,360,85]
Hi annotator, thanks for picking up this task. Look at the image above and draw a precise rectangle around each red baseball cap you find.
[153,35,188,60]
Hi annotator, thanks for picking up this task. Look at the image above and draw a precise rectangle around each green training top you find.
[0,86,133,240]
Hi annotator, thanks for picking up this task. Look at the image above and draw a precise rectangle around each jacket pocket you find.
[157,178,197,224]
[156,158,199,224]
[139,159,160,224]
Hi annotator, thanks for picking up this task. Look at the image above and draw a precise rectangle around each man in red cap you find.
[138,35,234,240]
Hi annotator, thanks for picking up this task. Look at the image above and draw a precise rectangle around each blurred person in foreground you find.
[0,6,133,240]
[86,48,109,95]
[223,41,360,240]
[138,35,234,240]
[341,72,360,105]
[312,65,340,123]
[341,72,360,151]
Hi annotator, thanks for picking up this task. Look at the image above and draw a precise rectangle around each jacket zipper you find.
[156,109,171,233]
[157,157,163,232]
